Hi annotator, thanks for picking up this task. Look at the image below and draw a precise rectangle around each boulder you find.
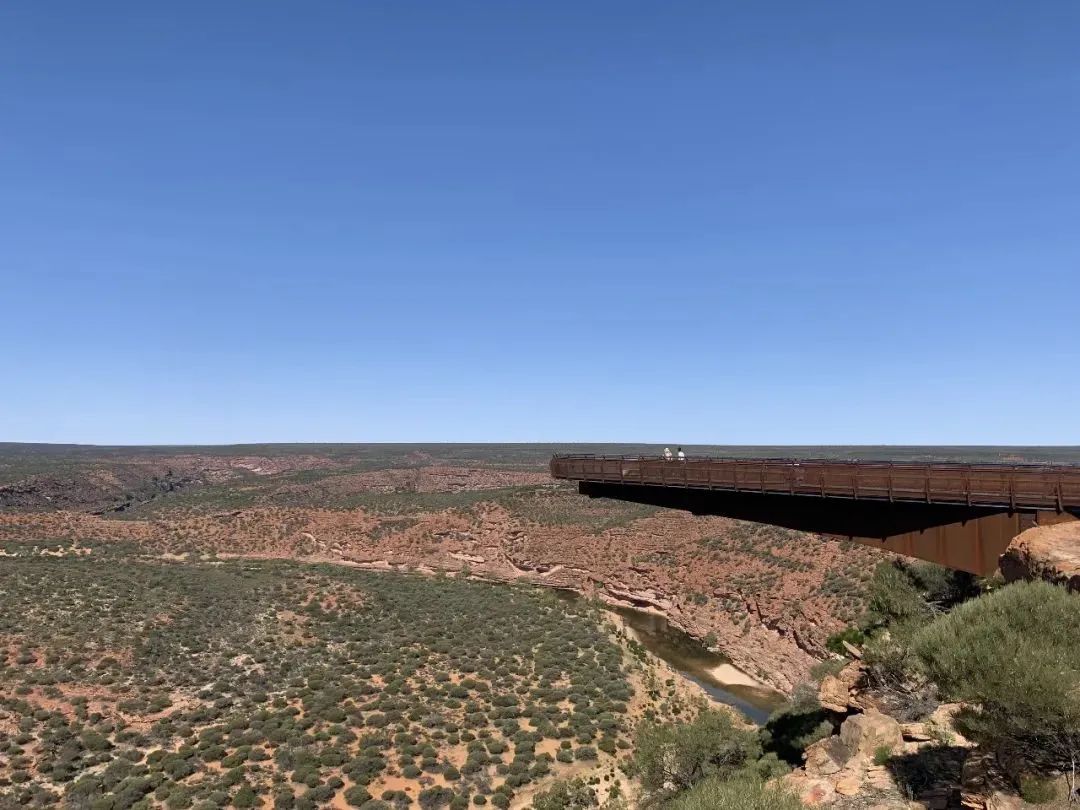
[841,640,863,659]
[834,773,862,796]
[839,709,903,761]
[848,689,886,714]
[900,722,934,742]
[866,764,896,791]
[784,772,837,806]
[927,702,973,748]
[999,520,1080,591]
[818,660,863,713]
[804,737,848,776]
[818,675,850,714]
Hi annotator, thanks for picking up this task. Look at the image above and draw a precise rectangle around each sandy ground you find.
[707,662,769,689]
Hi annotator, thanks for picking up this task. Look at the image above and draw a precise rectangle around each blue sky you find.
[2,2,1078,445]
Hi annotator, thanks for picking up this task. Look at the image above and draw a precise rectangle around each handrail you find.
[549,454,1080,511]
[551,453,1080,472]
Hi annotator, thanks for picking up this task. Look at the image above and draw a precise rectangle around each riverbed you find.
[608,603,787,724]
[553,590,787,724]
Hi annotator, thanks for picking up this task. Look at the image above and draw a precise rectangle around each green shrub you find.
[825,627,866,656]
[665,776,802,810]
[861,627,924,694]
[1019,774,1060,805]
[863,560,979,632]
[863,562,932,628]
[81,731,112,752]
[914,581,1080,783]
[904,562,979,608]
[807,658,846,682]
[531,777,597,810]
[419,785,454,809]
[633,709,761,798]
[344,787,372,807]
[232,785,257,808]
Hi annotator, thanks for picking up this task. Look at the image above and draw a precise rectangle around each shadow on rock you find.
[886,745,966,807]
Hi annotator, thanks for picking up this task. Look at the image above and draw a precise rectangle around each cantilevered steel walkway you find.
[550,455,1080,575]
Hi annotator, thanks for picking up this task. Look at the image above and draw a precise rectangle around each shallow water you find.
[609,603,787,724]
[554,590,787,724]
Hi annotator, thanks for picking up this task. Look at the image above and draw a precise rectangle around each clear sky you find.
[2,2,1078,445]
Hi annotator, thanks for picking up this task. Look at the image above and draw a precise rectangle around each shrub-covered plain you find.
[0,554,634,809]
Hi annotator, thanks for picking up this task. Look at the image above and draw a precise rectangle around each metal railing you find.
[549,454,1080,512]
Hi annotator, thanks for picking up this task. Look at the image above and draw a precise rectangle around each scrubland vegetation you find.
[0,549,638,809]
[2,542,1076,808]
[528,707,803,810]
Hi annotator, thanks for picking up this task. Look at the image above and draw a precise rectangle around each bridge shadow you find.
[579,481,1006,537]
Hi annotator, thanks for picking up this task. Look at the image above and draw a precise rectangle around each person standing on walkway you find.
[663,447,673,461]
[677,447,686,461]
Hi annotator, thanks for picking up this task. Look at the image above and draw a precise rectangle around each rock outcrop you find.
[818,660,865,713]
[838,710,903,761]
[1000,520,1080,591]
[786,665,995,807]
[787,710,905,805]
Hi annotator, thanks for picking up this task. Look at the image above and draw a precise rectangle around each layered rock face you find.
[1000,520,1080,592]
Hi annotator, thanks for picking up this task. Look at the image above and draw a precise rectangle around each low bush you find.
[633,709,761,799]
[1019,774,1060,805]
[665,776,802,810]
[530,777,596,810]
[913,581,1080,794]
[824,627,866,656]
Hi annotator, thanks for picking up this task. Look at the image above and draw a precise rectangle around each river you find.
[553,590,787,724]
[608,603,787,724]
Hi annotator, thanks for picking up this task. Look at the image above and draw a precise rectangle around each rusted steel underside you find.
[550,455,1080,575]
